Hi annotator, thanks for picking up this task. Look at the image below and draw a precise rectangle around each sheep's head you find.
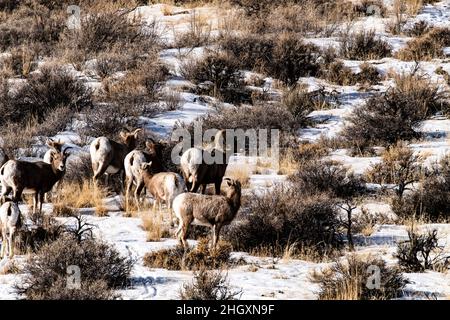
[223,178,241,197]
[145,139,161,157]
[46,138,64,152]
[139,161,153,175]
[120,129,142,149]
[52,147,72,172]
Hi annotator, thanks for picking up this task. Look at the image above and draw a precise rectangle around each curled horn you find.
[133,128,142,135]
[63,147,73,156]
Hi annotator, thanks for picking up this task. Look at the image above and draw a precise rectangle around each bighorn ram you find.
[173,178,241,248]
[0,148,8,168]
[124,139,164,205]
[0,148,71,214]
[180,129,230,194]
[0,201,21,258]
[90,129,142,187]
[137,162,186,213]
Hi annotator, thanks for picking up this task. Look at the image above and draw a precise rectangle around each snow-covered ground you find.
[1,1,450,300]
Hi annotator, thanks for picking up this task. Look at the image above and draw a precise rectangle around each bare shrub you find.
[180,50,246,103]
[406,20,431,37]
[61,9,158,57]
[340,30,392,60]
[357,63,381,85]
[290,160,365,199]
[143,238,233,271]
[225,186,342,257]
[392,156,450,222]
[366,142,421,199]
[320,60,356,86]
[0,3,65,52]
[0,64,92,126]
[16,234,133,300]
[342,73,448,150]
[180,268,241,300]
[312,255,407,300]
[269,33,320,86]
[396,229,450,272]
[219,33,274,73]
[173,10,212,49]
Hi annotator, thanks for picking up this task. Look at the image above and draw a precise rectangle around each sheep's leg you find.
[33,192,39,214]
[152,199,157,214]
[93,161,109,186]
[214,181,221,195]
[180,222,190,248]
[12,187,23,203]
[8,230,14,258]
[201,184,207,194]
[1,186,12,204]
[212,225,222,249]
[39,192,44,215]
[125,177,133,211]
[1,232,5,258]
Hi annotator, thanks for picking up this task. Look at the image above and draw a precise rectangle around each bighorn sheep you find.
[124,139,164,205]
[0,148,8,168]
[173,178,241,248]
[0,148,71,214]
[43,138,65,202]
[137,162,186,213]
[0,201,21,258]
[180,129,230,194]
[90,129,142,187]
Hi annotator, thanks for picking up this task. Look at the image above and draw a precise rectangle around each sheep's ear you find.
[119,131,127,140]
[223,178,232,187]
[146,141,155,149]
[133,128,142,137]
[46,138,54,147]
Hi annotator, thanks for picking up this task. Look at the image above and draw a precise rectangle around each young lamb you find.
[124,140,164,206]
[173,178,241,248]
[0,201,21,259]
[137,162,186,213]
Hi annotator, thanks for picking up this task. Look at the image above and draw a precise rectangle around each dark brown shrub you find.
[269,33,320,86]
[342,74,448,149]
[291,160,365,199]
[225,186,342,257]
[320,60,356,86]
[396,229,450,272]
[16,235,133,299]
[340,30,392,60]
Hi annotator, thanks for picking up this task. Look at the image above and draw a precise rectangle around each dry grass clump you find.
[180,268,242,300]
[311,254,407,300]
[143,238,234,271]
[141,212,171,241]
[226,166,251,188]
[53,180,108,217]
[397,28,450,61]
